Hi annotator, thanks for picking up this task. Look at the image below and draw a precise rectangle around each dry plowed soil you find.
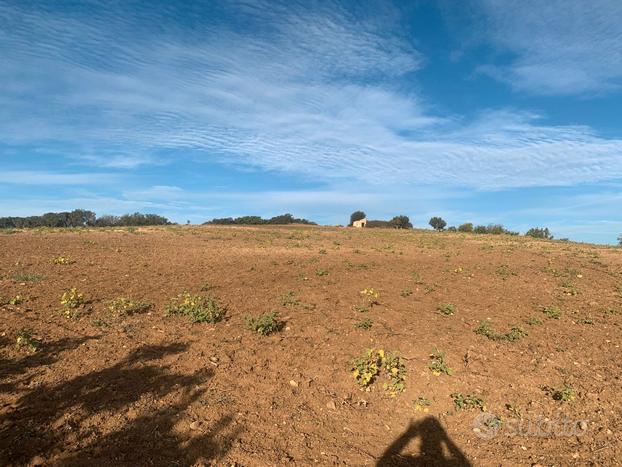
[1,226,621,466]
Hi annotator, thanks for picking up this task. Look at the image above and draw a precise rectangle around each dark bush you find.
[389,215,412,229]
[204,213,315,225]
[366,220,393,228]
[429,217,447,231]
[473,224,518,235]
[525,227,553,240]
[458,223,473,233]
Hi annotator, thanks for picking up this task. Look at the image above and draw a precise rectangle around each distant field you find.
[1,225,621,465]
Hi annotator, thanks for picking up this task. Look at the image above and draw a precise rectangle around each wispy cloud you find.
[0,170,116,186]
[1,0,621,194]
[473,0,622,95]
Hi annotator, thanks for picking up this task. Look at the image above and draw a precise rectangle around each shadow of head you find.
[377,416,472,466]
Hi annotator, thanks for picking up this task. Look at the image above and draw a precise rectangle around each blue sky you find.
[1,0,622,243]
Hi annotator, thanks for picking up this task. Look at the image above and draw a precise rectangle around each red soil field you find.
[1,225,620,465]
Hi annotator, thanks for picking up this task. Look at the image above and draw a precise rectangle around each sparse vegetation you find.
[280,291,299,307]
[429,348,453,376]
[543,305,562,319]
[15,329,41,351]
[351,349,406,396]
[1,295,25,306]
[496,264,515,279]
[474,321,528,342]
[108,298,152,316]
[438,303,456,315]
[451,392,485,411]
[413,396,432,412]
[545,384,576,402]
[165,293,225,323]
[411,271,424,284]
[355,318,373,330]
[53,256,74,265]
[360,287,379,305]
[59,288,86,319]
[245,312,283,335]
[11,273,43,282]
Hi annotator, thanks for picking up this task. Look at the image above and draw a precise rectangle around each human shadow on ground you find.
[376,416,472,466]
[0,342,241,466]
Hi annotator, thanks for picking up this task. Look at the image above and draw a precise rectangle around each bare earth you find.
[0,225,620,466]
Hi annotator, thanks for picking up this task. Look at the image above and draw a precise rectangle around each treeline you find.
[0,209,171,229]
[445,222,519,236]
[204,213,316,226]
[349,211,412,229]
[350,211,556,239]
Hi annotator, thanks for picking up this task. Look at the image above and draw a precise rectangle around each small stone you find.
[29,455,45,466]
[190,421,201,430]
[326,400,336,410]
[579,421,588,431]
[289,380,299,387]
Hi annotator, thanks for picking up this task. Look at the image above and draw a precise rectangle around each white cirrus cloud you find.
[473,0,622,95]
[0,0,621,191]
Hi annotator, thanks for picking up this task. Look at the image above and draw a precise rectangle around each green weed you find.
[165,292,225,323]
[351,348,406,396]
[355,318,372,330]
[429,348,453,376]
[474,322,528,342]
[543,305,562,319]
[451,392,485,411]
[108,298,152,316]
[16,329,41,351]
[245,312,283,335]
[438,303,456,316]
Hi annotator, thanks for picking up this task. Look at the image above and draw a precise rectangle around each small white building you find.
[352,218,367,228]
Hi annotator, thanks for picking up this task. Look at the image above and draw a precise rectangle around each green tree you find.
[390,215,412,229]
[458,223,473,233]
[429,217,447,231]
[525,227,553,239]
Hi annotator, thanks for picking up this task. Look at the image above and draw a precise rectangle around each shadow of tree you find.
[0,342,241,466]
[377,417,472,466]
[0,335,100,394]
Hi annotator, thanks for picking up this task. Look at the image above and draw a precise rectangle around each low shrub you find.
[165,292,225,323]
[245,312,283,335]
